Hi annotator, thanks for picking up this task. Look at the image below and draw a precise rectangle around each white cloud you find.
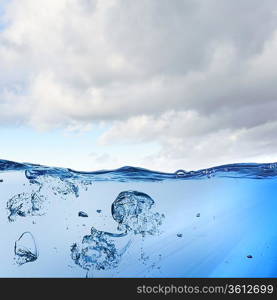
[1,0,277,170]
[99,111,277,171]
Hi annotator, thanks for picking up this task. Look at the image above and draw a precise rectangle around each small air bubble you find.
[78,211,88,217]
[175,170,186,177]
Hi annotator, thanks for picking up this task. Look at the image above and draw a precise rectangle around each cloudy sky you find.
[1,0,277,172]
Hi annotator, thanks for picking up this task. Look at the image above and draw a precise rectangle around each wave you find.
[1,159,277,181]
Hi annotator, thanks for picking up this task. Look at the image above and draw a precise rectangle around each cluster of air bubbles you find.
[71,190,164,275]
[14,232,38,265]
[7,192,46,222]
[32,176,80,198]
[3,162,165,275]
[52,179,79,198]
[6,172,81,223]
[70,227,130,275]
[202,168,216,178]
[79,179,93,191]
[139,251,150,265]
[139,248,162,271]
[6,172,92,222]
[111,191,165,236]
[25,170,93,199]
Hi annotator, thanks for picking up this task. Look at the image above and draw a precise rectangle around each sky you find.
[1,0,277,172]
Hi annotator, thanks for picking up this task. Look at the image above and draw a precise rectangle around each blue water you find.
[0,159,277,278]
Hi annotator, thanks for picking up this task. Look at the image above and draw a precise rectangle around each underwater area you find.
[0,159,277,278]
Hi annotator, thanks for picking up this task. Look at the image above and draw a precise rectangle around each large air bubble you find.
[70,227,130,274]
[111,190,164,236]
[14,232,38,265]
